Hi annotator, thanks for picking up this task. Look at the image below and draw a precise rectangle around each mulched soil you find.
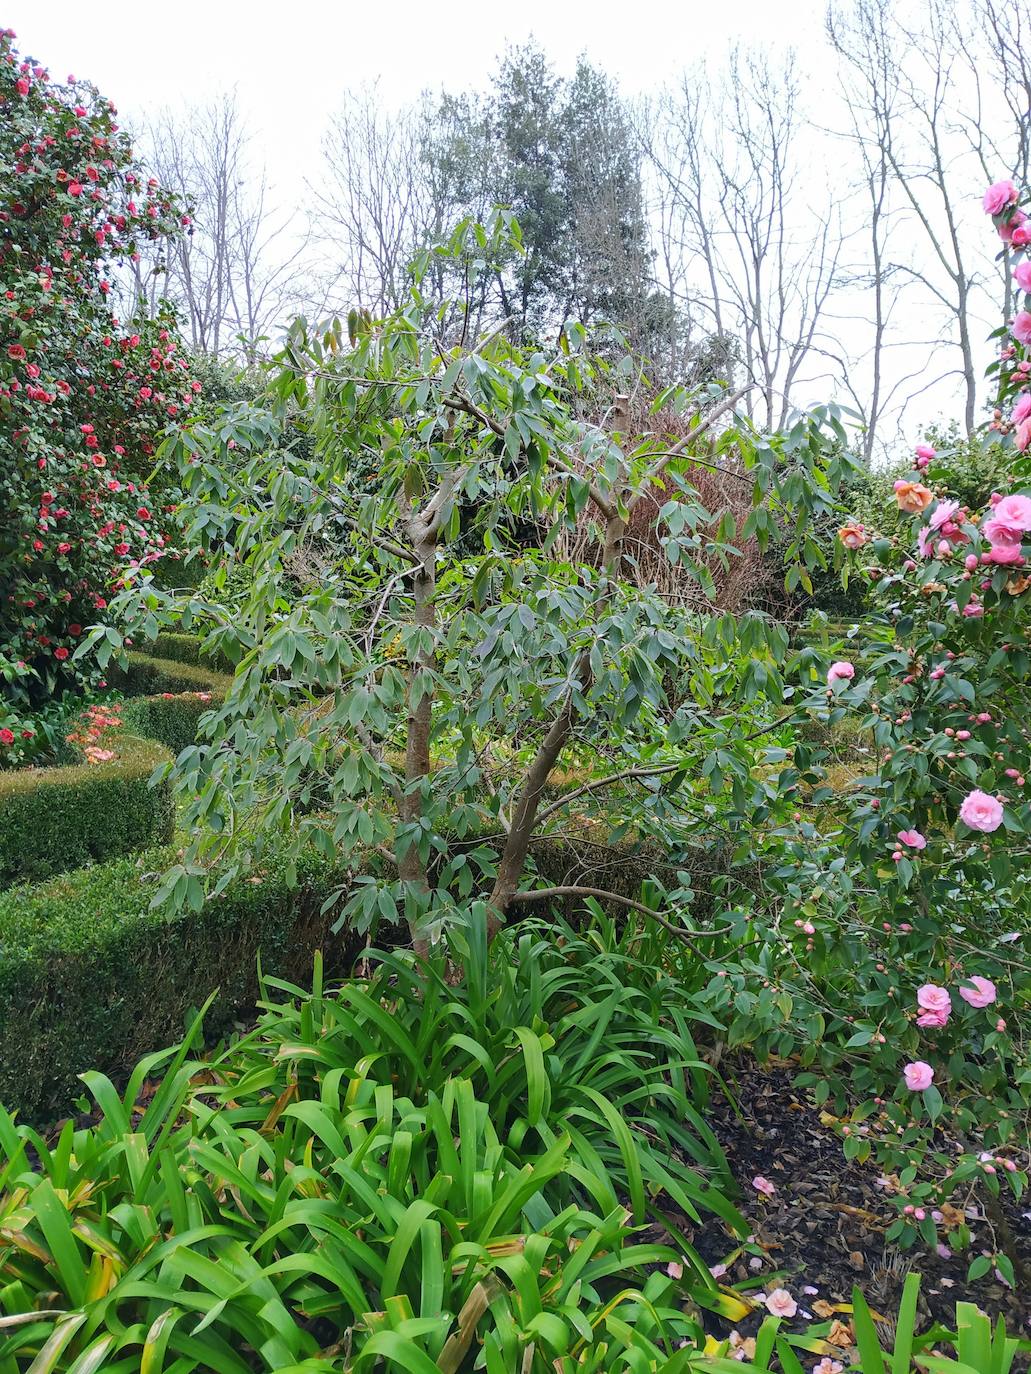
[666,1062,1031,1343]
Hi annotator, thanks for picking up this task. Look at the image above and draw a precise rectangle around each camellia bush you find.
[0,28,197,755]
[685,178,1031,1282]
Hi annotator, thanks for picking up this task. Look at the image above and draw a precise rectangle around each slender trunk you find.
[486,399,628,939]
[398,527,435,958]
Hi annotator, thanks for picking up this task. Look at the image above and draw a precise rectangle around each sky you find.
[10,0,828,200]
[8,0,1001,448]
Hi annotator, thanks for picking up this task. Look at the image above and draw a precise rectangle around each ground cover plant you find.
[1,916,1027,1373]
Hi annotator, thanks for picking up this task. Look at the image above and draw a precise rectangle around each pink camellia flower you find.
[959,976,997,1008]
[1012,393,1031,425]
[1000,208,1029,241]
[929,499,962,532]
[983,493,1031,548]
[1013,311,1031,346]
[959,789,1004,833]
[917,984,951,1017]
[827,661,855,686]
[1015,418,1031,453]
[917,1007,950,1028]
[898,829,926,850]
[752,1175,776,1197]
[1015,262,1031,294]
[985,542,1024,565]
[915,443,936,461]
[984,179,1019,214]
[813,1361,844,1374]
[962,601,984,617]
[903,1061,935,1091]
[765,1288,798,1319]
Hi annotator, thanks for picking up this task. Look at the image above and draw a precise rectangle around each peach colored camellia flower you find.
[958,789,1004,833]
[959,976,997,1008]
[903,1061,934,1091]
[897,829,926,849]
[765,1289,798,1318]
[894,479,933,514]
[827,661,854,686]
[838,522,868,550]
[752,1175,776,1197]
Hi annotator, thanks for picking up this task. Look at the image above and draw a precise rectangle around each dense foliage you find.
[1,915,1024,1373]
[0,28,196,748]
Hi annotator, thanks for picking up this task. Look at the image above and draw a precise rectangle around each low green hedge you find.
[108,650,233,700]
[0,844,359,1121]
[144,629,237,675]
[0,651,231,886]
[116,652,232,755]
[0,731,175,886]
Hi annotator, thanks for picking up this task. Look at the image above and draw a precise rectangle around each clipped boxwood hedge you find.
[116,651,232,755]
[144,629,237,674]
[0,649,231,885]
[108,650,233,700]
[0,843,359,1121]
[0,730,175,886]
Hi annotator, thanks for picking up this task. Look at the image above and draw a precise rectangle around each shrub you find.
[0,843,353,1120]
[120,690,215,755]
[107,648,232,696]
[0,30,198,727]
[0,648,228,883]
[141,628,237,674]
[0,724,173,885]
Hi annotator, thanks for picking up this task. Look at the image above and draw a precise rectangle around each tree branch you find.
[509,884,733,951]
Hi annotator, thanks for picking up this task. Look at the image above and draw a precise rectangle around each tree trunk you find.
[398,527,435,958]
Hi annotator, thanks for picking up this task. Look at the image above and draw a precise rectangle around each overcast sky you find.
[12,1,827,189]
[9,0,1000,448]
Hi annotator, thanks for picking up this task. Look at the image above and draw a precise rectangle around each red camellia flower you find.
[0,29,193,711]
[0,729,15,746]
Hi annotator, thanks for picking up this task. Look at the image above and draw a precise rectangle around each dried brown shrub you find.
[557,391,786,614]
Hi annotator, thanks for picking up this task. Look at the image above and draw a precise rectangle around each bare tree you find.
[826,0,1020,437]
[650,50,844,430]
[130,94,306,357]
[312,89,440,318]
